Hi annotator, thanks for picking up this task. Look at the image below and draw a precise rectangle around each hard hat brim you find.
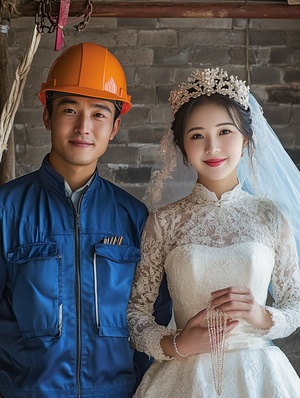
[38,86,132,115]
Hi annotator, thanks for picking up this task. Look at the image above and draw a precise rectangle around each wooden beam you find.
[17,1,300,19]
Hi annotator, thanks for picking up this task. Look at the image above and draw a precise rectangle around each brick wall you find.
[7,13,300,374]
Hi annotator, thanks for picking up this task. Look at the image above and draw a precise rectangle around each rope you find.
[0,24,42,162]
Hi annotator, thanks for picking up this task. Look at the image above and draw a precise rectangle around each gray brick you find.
[157,18,201,29]
[290,106,300,124]
[190,47,231,67]
[26,127,51,147]
[250,19,300,31]
[294,49,300,66]
[229,47,246,65]
[117,18,157,29]
[270,47,293,65]
[15,108,42,126]
[287,31,300,48]
[154,47,192,66]
[149,104,171,124]
[284,69,300,83]
[136,66,172,84]
[274,128,297,147]
[267,85,300,105]
[232,19,248,29]
[121,106,150,126]
[251,67,282,85]
[263,105,290,125]
[129,86,156,105]
[249,30,286,46]
[138,30,177,47]
[22,146,49,168]
[99,145,139,165]
[157,85,174,104]
[139,145,159,164]
[158,18,232,30]
[114,48,153,65]
[69,29,138,47]
[275,125,300,145]
[249,48,272,66]
[84,17,117,29]
[113,166,151,184]
[117,184,147,201]
[180,30,245,47]
[128,126,165,145]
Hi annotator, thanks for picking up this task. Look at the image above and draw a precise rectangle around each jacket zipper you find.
[72,194,85,398]
[75,208,81,398]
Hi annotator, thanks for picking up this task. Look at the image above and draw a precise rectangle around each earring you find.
[183,158,191,167]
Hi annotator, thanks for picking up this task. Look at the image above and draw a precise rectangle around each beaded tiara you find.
[169,67,250,115]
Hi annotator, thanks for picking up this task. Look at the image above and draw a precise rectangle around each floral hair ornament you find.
[169,68,250,115]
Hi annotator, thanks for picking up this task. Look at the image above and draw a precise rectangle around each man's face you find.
[43,95,120,175]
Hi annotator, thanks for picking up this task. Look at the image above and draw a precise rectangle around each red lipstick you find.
[204,158,226,167]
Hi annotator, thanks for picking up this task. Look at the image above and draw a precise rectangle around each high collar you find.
[190,182,243,205]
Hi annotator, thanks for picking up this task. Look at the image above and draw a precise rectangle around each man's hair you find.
[46,92,122,122]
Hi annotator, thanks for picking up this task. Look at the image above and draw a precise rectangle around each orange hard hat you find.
[38,42,132,115]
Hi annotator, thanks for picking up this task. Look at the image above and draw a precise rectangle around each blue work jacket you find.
[0,156,171,398]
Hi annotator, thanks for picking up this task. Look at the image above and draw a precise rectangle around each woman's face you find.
[183,102,246,191]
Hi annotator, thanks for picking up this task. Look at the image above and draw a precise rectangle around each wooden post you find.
[0,20,15,185]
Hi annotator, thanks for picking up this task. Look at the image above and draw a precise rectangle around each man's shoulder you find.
[0,171,39,197]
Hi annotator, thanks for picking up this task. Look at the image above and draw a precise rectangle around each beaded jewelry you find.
[173,333,189,358]
[207,300,228,396]
[169,67,250,115]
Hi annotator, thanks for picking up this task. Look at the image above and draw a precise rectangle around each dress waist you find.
[225,332,272,352]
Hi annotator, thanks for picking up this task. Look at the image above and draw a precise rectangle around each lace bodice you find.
[127,184,300,361]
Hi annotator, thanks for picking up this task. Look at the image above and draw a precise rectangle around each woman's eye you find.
[220,129,231,135]
[192,133,203,139]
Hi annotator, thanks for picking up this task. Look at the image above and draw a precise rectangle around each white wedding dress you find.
[127,183,300,398]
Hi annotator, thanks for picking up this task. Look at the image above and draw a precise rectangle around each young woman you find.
[127,68,300,397]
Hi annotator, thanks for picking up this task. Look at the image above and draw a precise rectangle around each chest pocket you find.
[93,243,140,337]
[7,243,62,339]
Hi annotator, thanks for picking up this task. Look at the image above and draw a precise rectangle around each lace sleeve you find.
[259,210,300,339]
[127,211,175,362]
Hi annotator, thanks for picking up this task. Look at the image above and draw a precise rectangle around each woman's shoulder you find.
[243,190,283,217]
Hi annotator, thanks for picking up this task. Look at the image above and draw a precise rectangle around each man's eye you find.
[64,108,76,114]
[94,113,105,118]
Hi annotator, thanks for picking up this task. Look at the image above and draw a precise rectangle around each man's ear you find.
[43,107,51,130]
[110,117,121,141]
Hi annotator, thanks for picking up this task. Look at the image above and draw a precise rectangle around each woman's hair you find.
[171,93,254,161]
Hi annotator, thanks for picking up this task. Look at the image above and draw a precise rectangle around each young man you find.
[0,43,171,398]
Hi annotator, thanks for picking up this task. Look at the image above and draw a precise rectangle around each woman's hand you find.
[161,308,239,358]
[210,286,273,330]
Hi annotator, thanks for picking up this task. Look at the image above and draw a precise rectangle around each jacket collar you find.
[38,155,99,195]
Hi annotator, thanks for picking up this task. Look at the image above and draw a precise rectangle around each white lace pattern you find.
[128,184,300,363]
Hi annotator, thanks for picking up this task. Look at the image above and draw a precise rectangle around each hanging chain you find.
[74,0,93,32]
[35,0,93,35]
[35,0,58,34]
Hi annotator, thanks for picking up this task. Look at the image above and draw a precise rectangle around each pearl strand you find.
[207,301,227,396]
